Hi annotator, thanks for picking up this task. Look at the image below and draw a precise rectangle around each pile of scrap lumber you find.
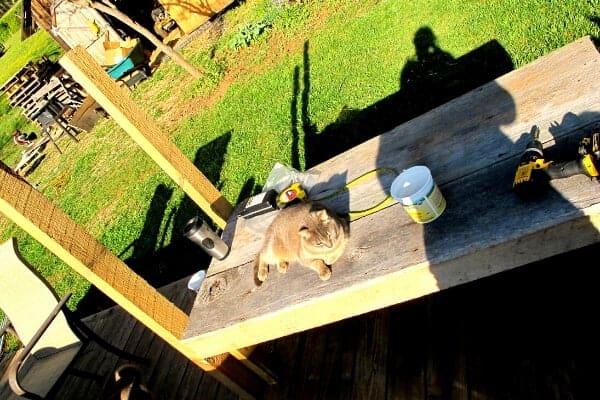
[1,57,85,127]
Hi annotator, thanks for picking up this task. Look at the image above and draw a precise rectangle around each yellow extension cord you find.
[311,167,398,220]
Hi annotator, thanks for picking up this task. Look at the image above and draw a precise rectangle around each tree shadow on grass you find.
[74,132,233,317]
[589,15,600,47]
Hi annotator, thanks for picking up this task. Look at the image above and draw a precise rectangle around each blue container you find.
[107,42,145,80]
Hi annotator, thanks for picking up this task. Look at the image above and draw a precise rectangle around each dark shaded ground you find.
[259,239,600,400]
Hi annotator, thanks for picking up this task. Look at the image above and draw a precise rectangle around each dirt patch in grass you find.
[155,2,341,124]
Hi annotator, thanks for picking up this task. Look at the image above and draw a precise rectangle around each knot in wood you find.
[202,276,228,303]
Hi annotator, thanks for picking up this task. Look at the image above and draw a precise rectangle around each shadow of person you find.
[301,27,514,169]
[294,27,518,225]
[400,26,515,116]
[399,26,458,117]
[355,30,600,341]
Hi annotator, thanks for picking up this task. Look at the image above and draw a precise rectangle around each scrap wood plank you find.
[182,36,600,358]
[13,146,45,175]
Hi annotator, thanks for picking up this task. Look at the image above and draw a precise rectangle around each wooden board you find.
[182,36,600,358]
[69,96,104,132]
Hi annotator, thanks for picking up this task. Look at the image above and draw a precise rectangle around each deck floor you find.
[40,242,600,399]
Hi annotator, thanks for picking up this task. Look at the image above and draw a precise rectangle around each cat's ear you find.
[298,226,310,238]
[315,209,329,222]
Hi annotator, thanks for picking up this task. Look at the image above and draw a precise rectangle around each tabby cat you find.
[254,201,349,283]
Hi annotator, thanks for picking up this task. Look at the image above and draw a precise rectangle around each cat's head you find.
[298,203,346,249]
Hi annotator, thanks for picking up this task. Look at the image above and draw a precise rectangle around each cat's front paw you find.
[318,266,332,281]
[257,265,269,282]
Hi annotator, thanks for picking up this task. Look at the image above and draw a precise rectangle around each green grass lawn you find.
[0,0,599,313]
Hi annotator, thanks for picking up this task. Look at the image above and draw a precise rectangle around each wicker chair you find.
[0,238,146,399]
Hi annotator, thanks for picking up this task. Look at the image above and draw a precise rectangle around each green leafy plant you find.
[229,19,273,49]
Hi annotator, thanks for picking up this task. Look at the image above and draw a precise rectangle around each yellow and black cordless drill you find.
[513,125,600,198]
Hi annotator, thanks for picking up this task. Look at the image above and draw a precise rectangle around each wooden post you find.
[0,163,262,399]
[58,46,232,228]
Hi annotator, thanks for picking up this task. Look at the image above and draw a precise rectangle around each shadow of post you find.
[167,131,233,277]
[74,132,233,317]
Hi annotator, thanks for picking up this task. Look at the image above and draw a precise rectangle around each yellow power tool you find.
[513,126,600,198]
[276,182,308,208]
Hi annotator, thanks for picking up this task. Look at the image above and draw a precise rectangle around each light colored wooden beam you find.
[58,46,232,228]
[0,163,188,340]
[0,163,262,399]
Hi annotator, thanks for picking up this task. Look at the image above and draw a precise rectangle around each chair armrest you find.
[7,348,38,398]
[5,293,72,399]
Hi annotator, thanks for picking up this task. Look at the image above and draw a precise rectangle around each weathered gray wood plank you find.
[349,310,389,399]
[204,35,600,278]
